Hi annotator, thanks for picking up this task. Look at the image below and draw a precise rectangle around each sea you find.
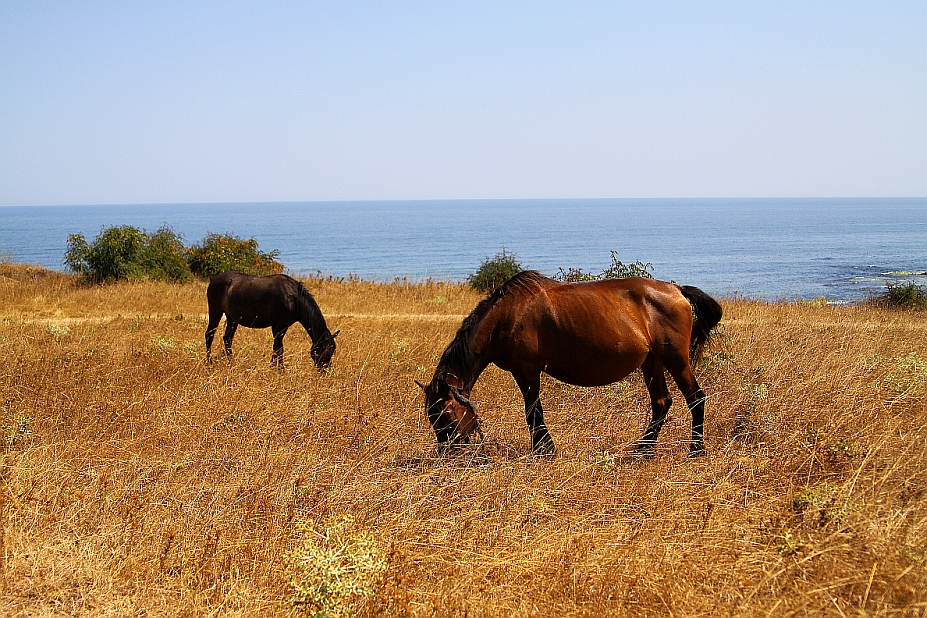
[1,198,925,302]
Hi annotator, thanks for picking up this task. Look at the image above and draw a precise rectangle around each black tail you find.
[680,285,723,364]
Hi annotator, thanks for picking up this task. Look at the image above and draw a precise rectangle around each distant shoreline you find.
[2,198,925,301]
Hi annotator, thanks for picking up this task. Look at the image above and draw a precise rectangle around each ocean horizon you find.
[1,197,925,302]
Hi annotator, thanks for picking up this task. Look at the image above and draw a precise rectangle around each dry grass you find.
[1,261,925,616]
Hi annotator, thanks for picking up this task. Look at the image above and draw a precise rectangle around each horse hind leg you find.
[635,353,673,459]
[661,354,707,457]
[205,310,223,364]
[515,373,555,456]
[222,321,238,361]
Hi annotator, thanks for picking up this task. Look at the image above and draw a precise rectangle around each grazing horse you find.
[205,271,339,371]
[417,270,722,457]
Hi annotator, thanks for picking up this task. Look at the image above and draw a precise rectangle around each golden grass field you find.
[1,261,925,616]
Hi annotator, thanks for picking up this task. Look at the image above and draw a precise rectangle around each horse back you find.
[526,277,689,337]
[207,272,300,326]
[492,277,694,385]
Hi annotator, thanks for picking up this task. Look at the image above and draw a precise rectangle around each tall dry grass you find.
[0,262,925,616]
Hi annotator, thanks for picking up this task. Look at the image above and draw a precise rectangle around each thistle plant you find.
[285,515,388,617]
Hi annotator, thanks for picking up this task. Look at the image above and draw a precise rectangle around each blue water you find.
[1,198,925,301]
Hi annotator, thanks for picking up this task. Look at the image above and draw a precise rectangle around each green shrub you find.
[5,414,33,449]
[557,251,654,282]
[65,225,192,284]
[285,515,388,617]
[873,281,927,311]
[467,248,524,294]
[187,233,284,279]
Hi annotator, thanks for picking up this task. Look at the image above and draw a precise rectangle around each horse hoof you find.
[531,442,556,458]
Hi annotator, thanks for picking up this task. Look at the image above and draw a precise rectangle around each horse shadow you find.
[389,439,654,472]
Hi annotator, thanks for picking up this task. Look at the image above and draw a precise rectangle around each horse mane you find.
[436,270,550,385]
[294,282,330,341]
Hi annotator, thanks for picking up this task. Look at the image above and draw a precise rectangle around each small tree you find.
[467,248,523,294]
[187,233,284,279]
[65,225,192,284]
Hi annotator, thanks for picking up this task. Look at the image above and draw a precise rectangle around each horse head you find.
[416,377,482,446]
[310,329,340,372]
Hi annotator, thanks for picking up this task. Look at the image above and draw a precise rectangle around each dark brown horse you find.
[417,271,722,457]
[205,271,339,371]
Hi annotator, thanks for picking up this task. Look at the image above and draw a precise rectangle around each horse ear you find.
[332,330,341,338]
[414,379,427,392]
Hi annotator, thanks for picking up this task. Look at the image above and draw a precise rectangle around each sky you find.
[1,1,925,206]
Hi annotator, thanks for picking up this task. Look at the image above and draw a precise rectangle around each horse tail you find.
[680,285,723,364]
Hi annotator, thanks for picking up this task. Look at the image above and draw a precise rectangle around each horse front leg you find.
[222,321,238,361]
[515,373,555,456]
[635,353,673,458]
[271,325,288,370]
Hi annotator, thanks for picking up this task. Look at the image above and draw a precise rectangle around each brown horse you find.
[417,271,722,457]
[205,271,339,371]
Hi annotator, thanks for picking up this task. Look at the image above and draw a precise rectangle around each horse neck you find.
[436,304,498,392]
[296,288,330,343]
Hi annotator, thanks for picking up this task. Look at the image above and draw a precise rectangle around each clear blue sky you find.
[1,1,925,206]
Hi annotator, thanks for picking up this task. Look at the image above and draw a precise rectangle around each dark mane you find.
[295,282,330,340]
[436,270,550,385]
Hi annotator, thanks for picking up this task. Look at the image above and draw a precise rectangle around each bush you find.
[65,225,192,284]
[285,515,388,617]
[64,226,283,284]
[873,281,927,311]
[467,248,524,294]
[187,233,284,279]
[147,227,195,282]
[557,251,654,282]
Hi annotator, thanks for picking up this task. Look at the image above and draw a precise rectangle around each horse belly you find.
[224,288,280,328]
[231,314,273,329]
[223,301,274,328]
[543,352,646,387]
[538,328,650,387]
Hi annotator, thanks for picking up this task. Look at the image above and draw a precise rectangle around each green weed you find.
[793,482,856,526]
[151,336,176,352]
[46,323,70,341]
[776,529,806,556]
[884,352,927,399]
[734,382,773,439]
[5,414,33,449]
[285,515,388,617]
[65,226,282,284]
